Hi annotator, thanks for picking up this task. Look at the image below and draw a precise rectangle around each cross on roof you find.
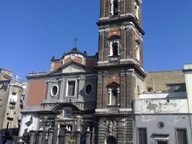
[74,37,79,47]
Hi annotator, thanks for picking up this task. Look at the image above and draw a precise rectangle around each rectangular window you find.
[176,129,187,144]
[167,83,186,92]
[147,87,153,92]
[113,0,118,15]
[110,0,118,16]
[138,128,147,144]
[136,44,140,61]
[109,41,120,57]
[64,108,71,118]
[157,141,167,144]
[67,81,75,96]
[12,92,17,95]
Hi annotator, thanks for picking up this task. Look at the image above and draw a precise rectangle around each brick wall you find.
[144,70,185,93]
[26,80,45,106]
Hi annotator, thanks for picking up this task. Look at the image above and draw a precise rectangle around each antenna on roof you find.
[16,75,18,81]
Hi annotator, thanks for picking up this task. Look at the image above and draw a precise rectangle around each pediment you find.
[48,61,95,76]
[51,103,81,112]
[62,64,86,73]
[107,81,120,88]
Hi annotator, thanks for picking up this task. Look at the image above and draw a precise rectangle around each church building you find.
[19,0,192,144]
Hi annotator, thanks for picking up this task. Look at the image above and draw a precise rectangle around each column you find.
[48,129,54,144]
[64,131,71,144]
[53,121,59,144]
[85,127,91,144]
[75,132,81,144]
[29,130,35,144]
[38,130,43,144]
[76,116,82,131]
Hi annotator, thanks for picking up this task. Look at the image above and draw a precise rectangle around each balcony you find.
[20,100,23,107]
[9,99,16,105]
[9,105,15,108]
[107,104,120,108]
[20,102,23,107]
[108,55,120,64]
[17,115,22,122]
[7,113,14,120]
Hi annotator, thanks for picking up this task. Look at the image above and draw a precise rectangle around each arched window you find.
[113,0,118,15]
[109,41,119,57]
[110,0,119,16]
[112,42,118,56]
[135,43,140,61]
[107,82,120,106]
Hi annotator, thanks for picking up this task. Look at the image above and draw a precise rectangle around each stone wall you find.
[144,70,185,93]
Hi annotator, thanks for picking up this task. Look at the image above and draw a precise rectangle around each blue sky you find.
[0,1,192,81]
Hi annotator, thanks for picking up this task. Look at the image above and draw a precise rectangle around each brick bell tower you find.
[95,0,146,143]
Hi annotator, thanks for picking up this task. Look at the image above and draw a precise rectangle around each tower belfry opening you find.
[113,0,118,15]
[112,42,118,56]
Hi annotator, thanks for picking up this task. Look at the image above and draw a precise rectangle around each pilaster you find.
[97,119,107,143]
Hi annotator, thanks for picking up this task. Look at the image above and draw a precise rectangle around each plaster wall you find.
[135,115,192,144]
[3,85,23,129]
[0,90,9,130]
[134,99,188,114]
[19,115,39,137]
[184,65,192,113]
[140,92,187,99]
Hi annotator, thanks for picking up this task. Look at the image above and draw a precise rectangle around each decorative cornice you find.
[97,15,145,35]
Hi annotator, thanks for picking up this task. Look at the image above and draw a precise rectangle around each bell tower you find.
[95,0,146,143]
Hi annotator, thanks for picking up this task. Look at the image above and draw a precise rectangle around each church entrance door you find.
[107,136,117,144]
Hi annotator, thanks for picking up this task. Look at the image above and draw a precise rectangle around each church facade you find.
[19,0,192,144]
[19,48,98,144]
